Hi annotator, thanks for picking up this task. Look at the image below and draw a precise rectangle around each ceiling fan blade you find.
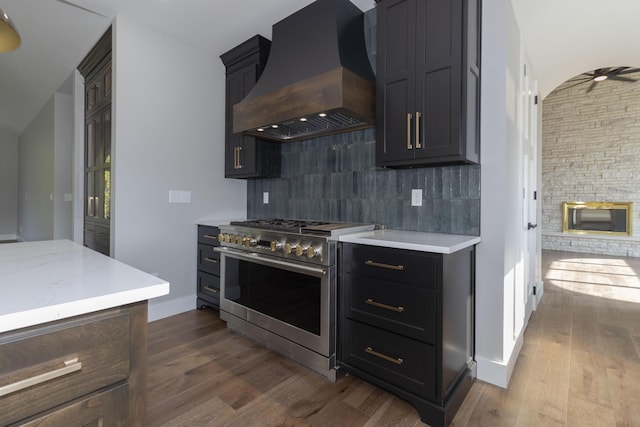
[559,79,591,91]
[586,81,597,93]
[608,75,637,82]
[615,68,640,75]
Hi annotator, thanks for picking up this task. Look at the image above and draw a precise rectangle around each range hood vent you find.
[233,0,375,142]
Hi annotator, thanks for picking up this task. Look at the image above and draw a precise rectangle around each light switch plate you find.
[263,192,269,204]
[169,190,191,203]
[411,189,422,206]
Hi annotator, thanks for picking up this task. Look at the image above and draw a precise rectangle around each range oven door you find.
[216,247,335,357]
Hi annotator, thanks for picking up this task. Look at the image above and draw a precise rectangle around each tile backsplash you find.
[247,129,480,235]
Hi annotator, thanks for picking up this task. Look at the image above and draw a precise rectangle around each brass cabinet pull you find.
[415,111,422,149]
[233,147,239,169]
[237,146,243,169]
[204,257,218,264]
[365,260,404,271]
[365,347,403,365]
[203,234,218,241]
[203,286,219,293]
[366,298,404,313]
[406,113,413,149]
[0,358,82,398]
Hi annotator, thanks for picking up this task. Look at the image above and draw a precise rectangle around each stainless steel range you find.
[215,218,375,381]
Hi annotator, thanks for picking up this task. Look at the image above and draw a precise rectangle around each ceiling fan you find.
[565,66,640,93]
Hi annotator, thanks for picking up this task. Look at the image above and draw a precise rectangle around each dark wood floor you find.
[147,250,640,426]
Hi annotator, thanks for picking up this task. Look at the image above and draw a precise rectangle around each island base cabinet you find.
[0,302,148,426]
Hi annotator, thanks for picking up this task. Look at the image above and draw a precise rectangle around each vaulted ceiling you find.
[1,0,638,135]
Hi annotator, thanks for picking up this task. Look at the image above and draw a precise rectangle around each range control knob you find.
[244,238,256,247]
[217,233,224,242]
[222,234,231,243]
[284,243,295,254]
[295,245,306,257]
[306,246,319,259]
[235,235,244,245]
[270,241,282,252]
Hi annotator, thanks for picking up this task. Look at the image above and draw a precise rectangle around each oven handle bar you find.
[214,247,327,277]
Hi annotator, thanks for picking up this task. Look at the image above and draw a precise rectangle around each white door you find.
[523,78,539,322]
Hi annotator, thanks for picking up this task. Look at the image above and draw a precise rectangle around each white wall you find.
[18,97,55,241]
[477,0,538,388]
[17,92,74,242]
[53,93,73,240]
[112,16,246,321]
[0,129,18,240]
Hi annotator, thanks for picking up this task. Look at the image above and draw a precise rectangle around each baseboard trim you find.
[476,330,525,389]
[0,234,18,241]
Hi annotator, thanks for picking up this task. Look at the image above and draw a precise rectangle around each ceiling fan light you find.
[0,8,21,52]
[593,75,607,82]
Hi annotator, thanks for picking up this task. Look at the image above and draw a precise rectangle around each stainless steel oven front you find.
[216,246,337,380]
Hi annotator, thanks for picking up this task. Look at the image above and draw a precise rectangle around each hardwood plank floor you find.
[147,250,640,426]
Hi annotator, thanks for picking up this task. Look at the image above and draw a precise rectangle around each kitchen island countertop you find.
[0,240,169,334]
[339,229,481,254]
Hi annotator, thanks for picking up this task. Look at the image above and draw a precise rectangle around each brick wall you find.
[541,73,640,256]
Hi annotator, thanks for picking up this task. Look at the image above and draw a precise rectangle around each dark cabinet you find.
[197,225,221,310]
[79,28,112,256]
[375,0,480,167]
[339,243,475,427]
[220,35,280,178]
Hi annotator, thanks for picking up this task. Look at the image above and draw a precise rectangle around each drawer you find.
[198,271,220,306]
[341,319,436,400]
[198,225,220,246]
[0,311,130,426]
[15,383,128,426]
[198,244,220,275]
[342,243,439,289]
[343,272,437,344]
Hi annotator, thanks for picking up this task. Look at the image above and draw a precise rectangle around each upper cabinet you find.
[220,35,281,179]
[375,0,480,168]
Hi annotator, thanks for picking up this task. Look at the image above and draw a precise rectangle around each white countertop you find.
[339,229,481,254]
[0,240,170,334]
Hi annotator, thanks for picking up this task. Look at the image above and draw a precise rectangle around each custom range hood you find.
[233,0,375,142]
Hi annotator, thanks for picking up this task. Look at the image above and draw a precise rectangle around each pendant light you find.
[0,8,21,52]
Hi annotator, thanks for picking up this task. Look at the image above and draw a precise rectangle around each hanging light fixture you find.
[0,8,21,52]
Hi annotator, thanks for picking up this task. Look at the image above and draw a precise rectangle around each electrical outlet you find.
[169,190,191,203]
[263,192,269,204]
[411,189,422,206]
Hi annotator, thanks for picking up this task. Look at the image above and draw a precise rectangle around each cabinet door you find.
[375,0,416,164]
[415,0,463,161]
[225,63,258,177]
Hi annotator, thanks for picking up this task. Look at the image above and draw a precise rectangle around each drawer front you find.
[198,225,220,246]
[0,312,130,426]
[198,244,220,275]
[341,319,436,400]
[15,383,128,427]
[198,271,220,306]
[344,272,437,344]
[342,243,439,289]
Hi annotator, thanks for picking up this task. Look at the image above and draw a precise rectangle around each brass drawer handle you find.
[365,347,403,366]
[203,286,219,293]
[366,298,404,313]
[415,111,422,149]
[204,257,218,264]
[365,260,404,271]
[0,358,82,398]
[406,113,413,150]
[203,234,218,241]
